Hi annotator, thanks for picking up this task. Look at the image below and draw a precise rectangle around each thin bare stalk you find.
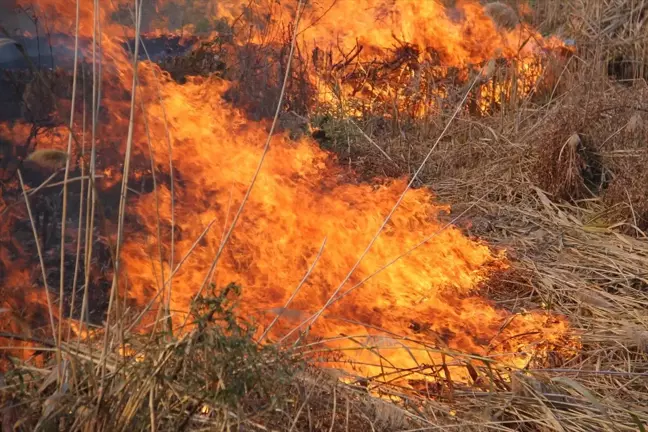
[66,72,87,342]
[122,0,176,335]
[17,170,57,339]
[99,0,143,385]
[125,217,220,332]
[330,186,499,306]
[137,91,166,335]
[57,0,80,386]
[77,0,101,353]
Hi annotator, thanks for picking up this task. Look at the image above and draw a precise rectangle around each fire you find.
[0,0,577,386]
[207,0,545,63]
[199,0,569,116]
[121,74,572,383]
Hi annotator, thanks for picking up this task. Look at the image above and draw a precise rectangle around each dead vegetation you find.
[0,286,399,431]
[1,0,648,431]
[484,2,520,30]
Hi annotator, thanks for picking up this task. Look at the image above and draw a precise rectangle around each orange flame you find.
[0,0,577,384]
[121,74,572,383]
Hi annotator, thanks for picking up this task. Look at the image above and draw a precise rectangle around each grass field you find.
[0,0,647,430]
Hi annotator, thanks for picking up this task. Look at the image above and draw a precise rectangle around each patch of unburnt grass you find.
[0,283,401,431]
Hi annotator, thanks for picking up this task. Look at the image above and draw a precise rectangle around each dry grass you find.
[534,0,648,79]
[0,287,404,431]
[294,11,648,427]
[1,0,648,431]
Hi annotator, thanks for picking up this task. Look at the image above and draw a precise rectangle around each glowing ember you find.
[0,0,577,385]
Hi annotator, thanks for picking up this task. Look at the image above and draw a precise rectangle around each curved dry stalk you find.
[107,10,175,334]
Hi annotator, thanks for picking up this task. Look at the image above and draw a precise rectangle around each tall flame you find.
[0,0,575,383]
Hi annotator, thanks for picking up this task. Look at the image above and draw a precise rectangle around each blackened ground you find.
[0,63,183,327]
[0,157,115,325]
[0,71,24,121]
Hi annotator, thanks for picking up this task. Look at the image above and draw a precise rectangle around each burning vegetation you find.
[0,0,647,430]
